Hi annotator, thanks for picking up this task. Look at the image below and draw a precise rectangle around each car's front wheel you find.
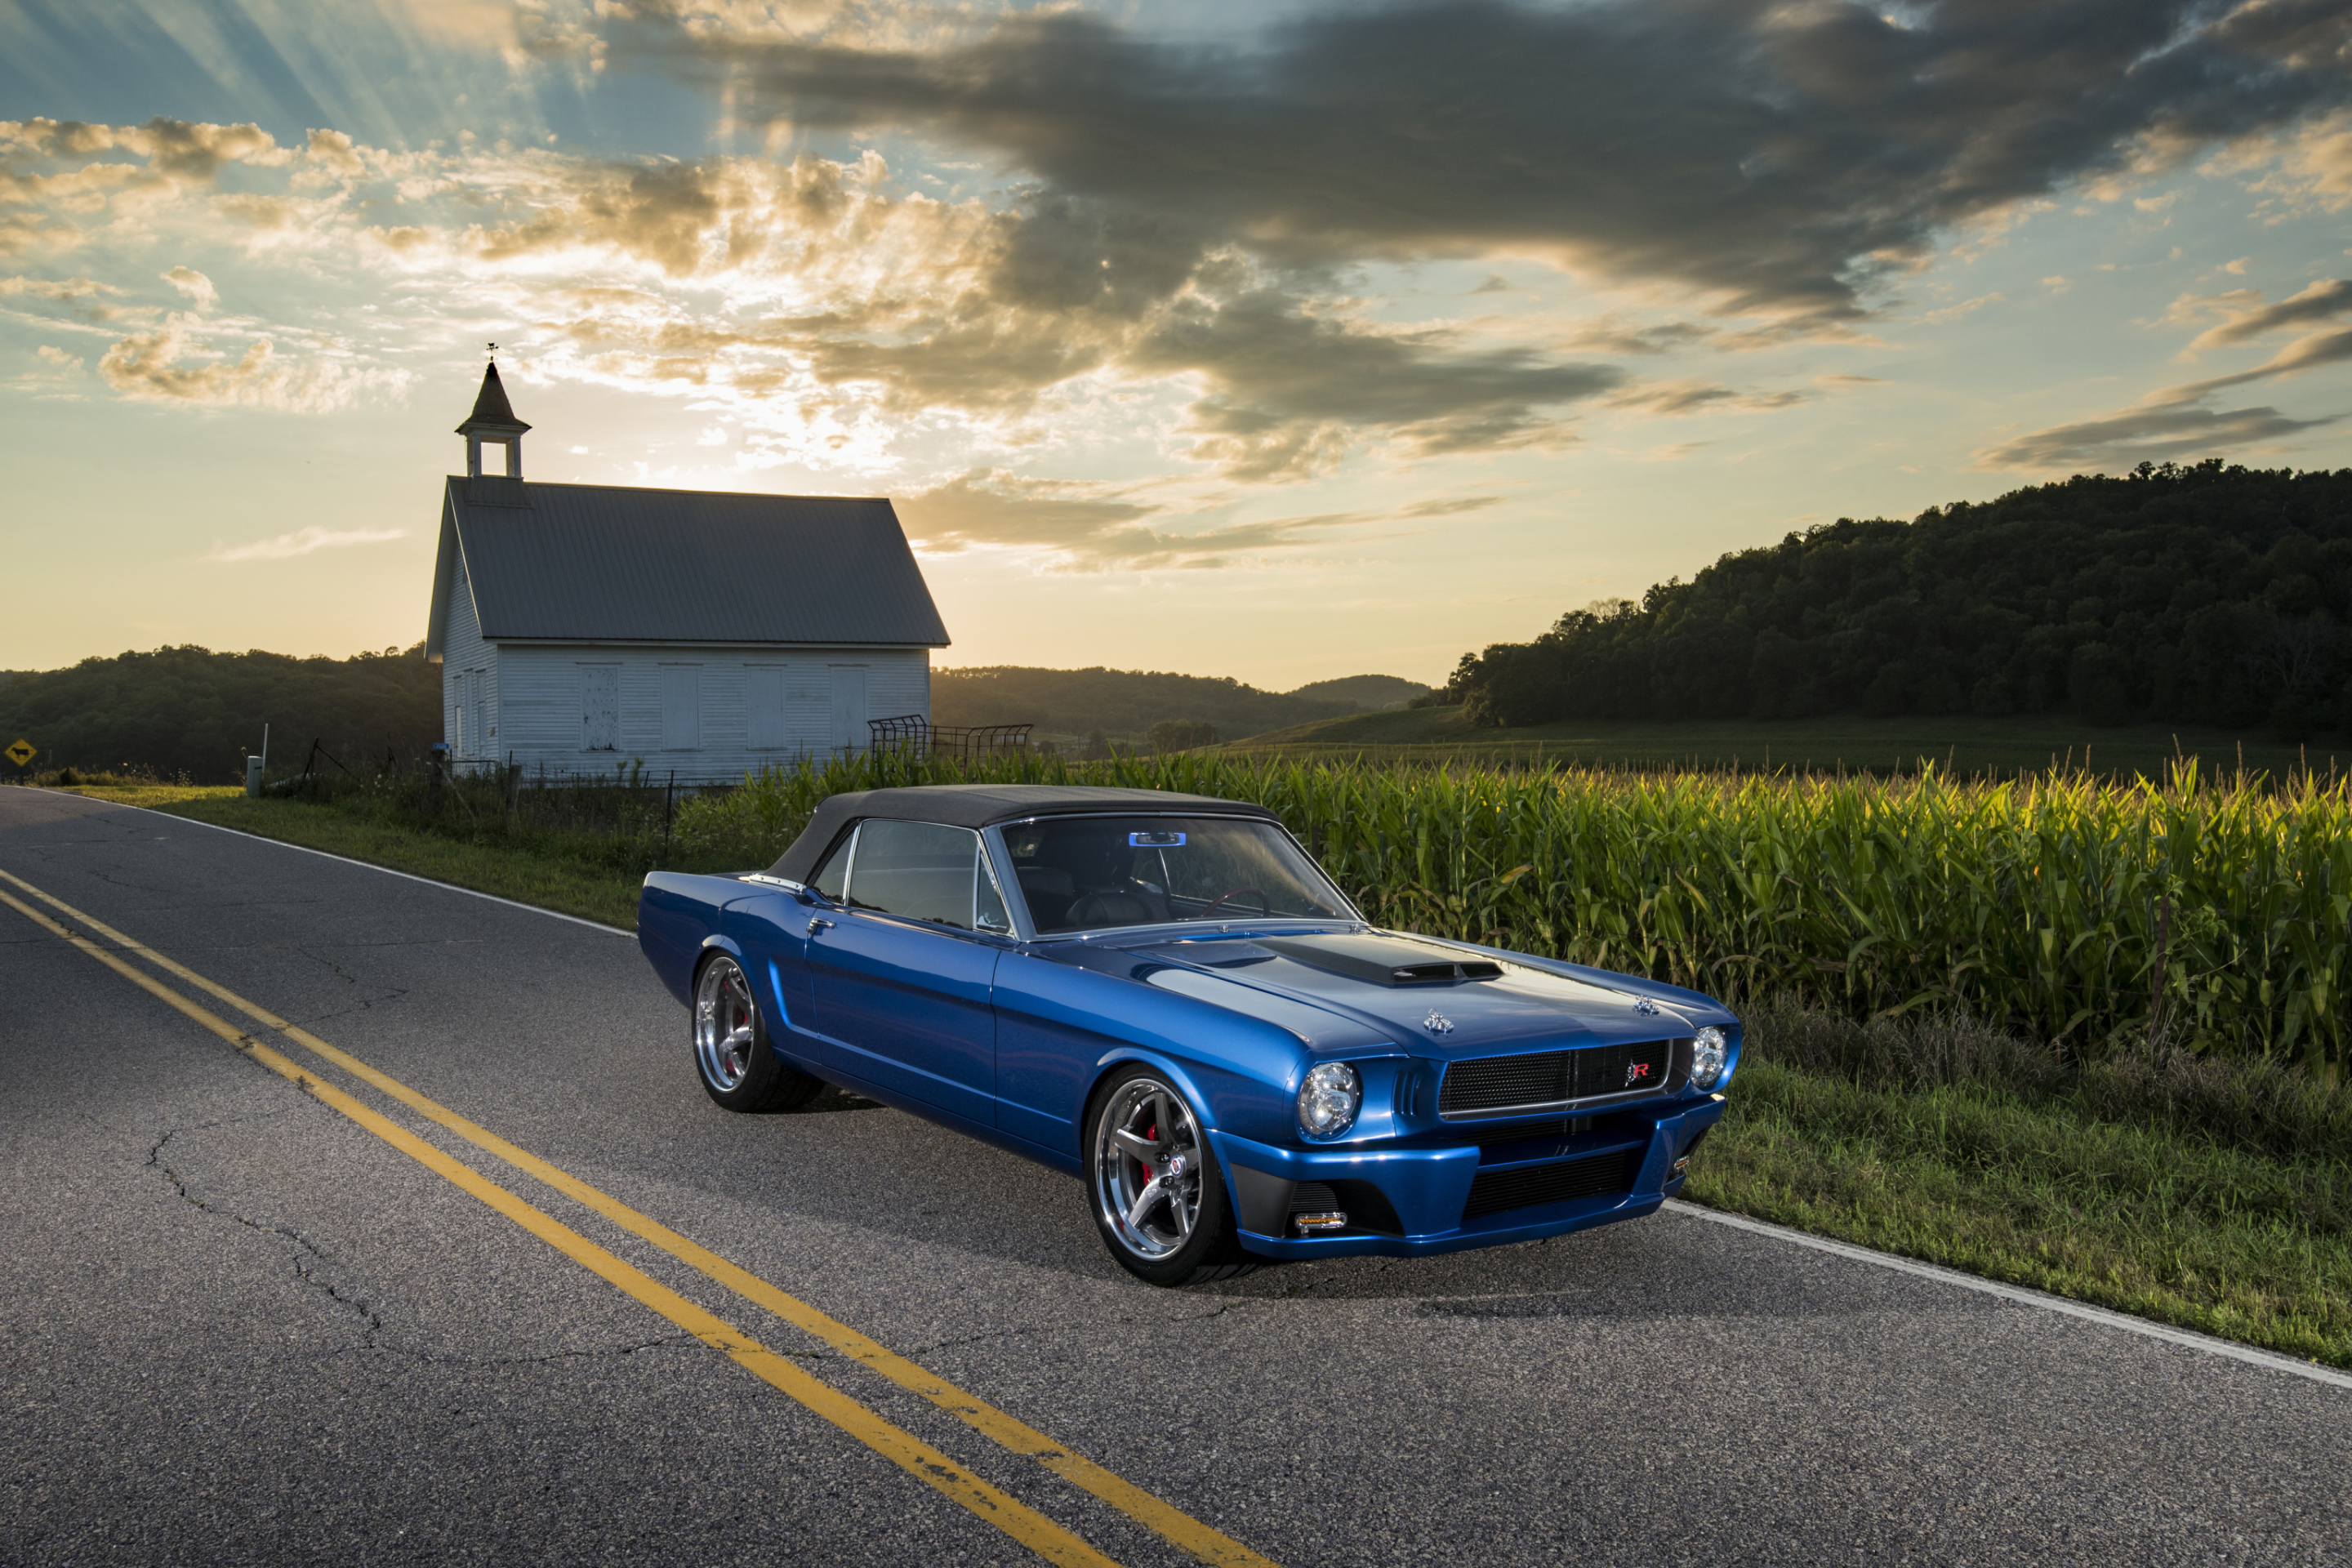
[693,952,824,1112]
[1085,1068,1254,1287]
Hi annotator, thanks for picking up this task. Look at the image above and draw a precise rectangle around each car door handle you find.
[807,916,836,935]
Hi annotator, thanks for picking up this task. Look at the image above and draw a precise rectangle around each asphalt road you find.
[3,787,2346,1567]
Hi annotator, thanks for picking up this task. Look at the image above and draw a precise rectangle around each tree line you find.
[0,644,441,782]
[933,666,1427,745]
[1432,461,2352,737]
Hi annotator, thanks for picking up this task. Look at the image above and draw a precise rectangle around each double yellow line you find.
[0,866,1277,1568]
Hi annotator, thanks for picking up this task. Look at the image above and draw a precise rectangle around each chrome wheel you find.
[694,956,759,1092]
[1091,1076,1205,1261]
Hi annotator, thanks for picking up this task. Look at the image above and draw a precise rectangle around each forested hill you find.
[1441,461,2352,736]
[933,666,1427,743]
[0,645,439,781]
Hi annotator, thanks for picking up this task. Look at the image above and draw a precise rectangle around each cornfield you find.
[697,751,2352,1071]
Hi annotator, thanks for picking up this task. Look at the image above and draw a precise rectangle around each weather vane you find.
[487,341,497,362]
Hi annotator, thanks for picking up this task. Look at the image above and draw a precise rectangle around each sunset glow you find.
[6,1,2350,682]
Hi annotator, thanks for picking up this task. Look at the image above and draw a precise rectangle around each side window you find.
[845,820,987,930]
[808,826,856,902]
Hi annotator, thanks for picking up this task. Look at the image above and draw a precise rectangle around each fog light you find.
[1294,1211,1348,1234]
[1690,1027,1727,1090]
[1297,1062,1362,1138]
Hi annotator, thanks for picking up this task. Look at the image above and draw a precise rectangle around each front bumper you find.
[1211,1094,1726,1259]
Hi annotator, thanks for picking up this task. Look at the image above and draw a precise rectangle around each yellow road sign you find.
[4,740,33,768]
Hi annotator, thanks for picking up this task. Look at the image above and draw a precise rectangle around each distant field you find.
[1224,705,2350,780]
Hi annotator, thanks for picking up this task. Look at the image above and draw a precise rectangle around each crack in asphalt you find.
[84,866,184,896]
[328,1334,705,1368]
[146,1125,384,1351]
[288,946,413,1012]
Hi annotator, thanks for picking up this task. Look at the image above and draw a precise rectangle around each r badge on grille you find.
[1422,1009,1454,1036]
[1626,1061,1652,1085]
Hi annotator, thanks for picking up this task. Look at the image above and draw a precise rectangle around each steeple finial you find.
[456,358,529,481]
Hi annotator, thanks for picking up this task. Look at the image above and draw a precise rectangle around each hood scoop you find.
[1254,934,1503,987]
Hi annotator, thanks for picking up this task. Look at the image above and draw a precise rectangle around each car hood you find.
[1112,929,1703,1056]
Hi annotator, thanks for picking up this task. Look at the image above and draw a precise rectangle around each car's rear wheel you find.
[1085,1069,1255,1287]
[693,952,824,1112]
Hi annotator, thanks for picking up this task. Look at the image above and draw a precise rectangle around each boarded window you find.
[829,664,867,752]
[787,677,826,751]
[661,665,702,751]
[581,666,619,751]
[745,666,787,750]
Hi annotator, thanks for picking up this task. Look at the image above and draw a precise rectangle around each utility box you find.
[245,756,263,796]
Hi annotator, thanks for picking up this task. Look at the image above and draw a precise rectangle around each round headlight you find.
[1690,1027,1727,1090]
[1297,1062,1362,1138]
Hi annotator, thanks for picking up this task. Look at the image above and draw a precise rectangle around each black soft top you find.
[764,785,1281,883]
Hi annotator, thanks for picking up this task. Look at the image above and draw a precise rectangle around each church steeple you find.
[457,349,530,480]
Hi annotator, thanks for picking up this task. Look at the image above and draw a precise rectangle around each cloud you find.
[99,320,400,412]
[898,470,1501,569]
[0,117,285,180]
[1978,403,2341,470]
[207,526,408,562]
[1125,291,1622,479]
[1559,314,1716,356]
[160,266,216,308]
[2225,107,2352,214]
[454,153,1626,475]
[0,274,117,303]
[647,0,2352,326]
[1920,292,2006,324]
[1609,379,1808,416]
[2152,327,2352,404]
[2184,278,2352,349]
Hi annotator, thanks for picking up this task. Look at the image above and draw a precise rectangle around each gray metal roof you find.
[427,477,951,653]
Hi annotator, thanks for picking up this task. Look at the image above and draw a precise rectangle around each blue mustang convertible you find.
[638,785,1739,1285]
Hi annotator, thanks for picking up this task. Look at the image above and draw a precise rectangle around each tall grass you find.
[690,750,2352,1070]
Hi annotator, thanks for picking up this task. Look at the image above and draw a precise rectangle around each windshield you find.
[1000,815,1356,934]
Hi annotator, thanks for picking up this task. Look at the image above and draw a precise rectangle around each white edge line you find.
[1663,1198,2352,1391]
[33,789,635,938]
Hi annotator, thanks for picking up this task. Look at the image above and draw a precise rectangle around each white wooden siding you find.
[488,643,929,782]
[439,555,502,770]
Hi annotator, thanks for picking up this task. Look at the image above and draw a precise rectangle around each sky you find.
[3,0,2350,688]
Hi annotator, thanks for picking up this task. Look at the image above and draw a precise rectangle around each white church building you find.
[425,363,950,781]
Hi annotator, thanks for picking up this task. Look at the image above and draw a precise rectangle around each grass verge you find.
[27,782,2348,1366]
[1691,1001,2352,1368]
[47,784,643,928]
[1689,1063,2350,1366]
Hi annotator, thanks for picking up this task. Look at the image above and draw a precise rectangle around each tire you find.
[693,952,825,1113]
[1084,1068,1256,1287]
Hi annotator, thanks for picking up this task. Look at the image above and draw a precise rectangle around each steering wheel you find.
[1198,885,1271,919]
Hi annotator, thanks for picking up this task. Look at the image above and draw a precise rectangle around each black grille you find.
[1437,1040,1677,1115]
[1464,1116,1576,1148]
[1463,1148,1642,1221]
[1288,1182,1340,1216]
